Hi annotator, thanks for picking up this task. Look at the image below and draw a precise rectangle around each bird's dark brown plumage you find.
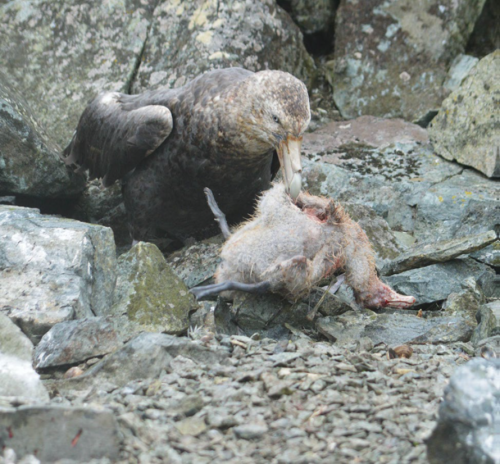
[63,68,311,248]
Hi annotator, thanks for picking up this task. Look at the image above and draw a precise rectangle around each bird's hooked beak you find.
[277,135,303,201]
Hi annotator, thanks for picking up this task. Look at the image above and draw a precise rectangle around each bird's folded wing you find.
[62,92,173,187]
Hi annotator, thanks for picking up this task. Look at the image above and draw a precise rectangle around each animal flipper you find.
[62,92,173,187]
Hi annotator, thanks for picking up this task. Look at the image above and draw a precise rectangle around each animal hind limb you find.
[190,281,271,300]
[204,187,231,239]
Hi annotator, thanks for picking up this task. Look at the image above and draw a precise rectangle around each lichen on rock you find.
[429,50,500,178]
[133,0,316,92]
[112,242,195,334]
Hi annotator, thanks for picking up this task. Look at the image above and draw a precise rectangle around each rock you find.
[0,0,155,147]
[0,405,120,462]
[471,241,500,268]
[443,54,479,91]
[33,317,122,369]
[190,300,239,338]
[381,230,497,276]
[343,202,404,267]
[429,50,500,178]
[302,117,429,154]
[481,275,500,299]
[442,278,485,323]
[384,258,495,305]
[229,293,315,334]
[0,206,116,344]
[416,181,500,244]
[302,121,499,247]
[61,333,228,389]
[331,0,485,122]
[169,394,204,420]
[0,76,84,198]
[295,287,354,319]
[175,417,207,437]
[316,310,378,346]
[167,236,224,289]
[111,242,194,334]
[363,313,473,346]
[133,0,315,93]
[0,354,49,403]
[471,300,500,356]
[72,181,129,252]
[0,313,33,362]
[233,423,269,440]
[427,358,500,463]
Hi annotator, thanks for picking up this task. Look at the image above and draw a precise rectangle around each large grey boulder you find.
[0,76,85,198]
[317,310,474,346]
[0,206,116,344]
[427,358,500,463]
[133,0,315,92]
[0,406,120,463]
[331,0,485,122]
[429,50,500,178]
[0,0,154,147]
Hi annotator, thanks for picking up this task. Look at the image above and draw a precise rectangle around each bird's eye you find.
[272,115,280,124]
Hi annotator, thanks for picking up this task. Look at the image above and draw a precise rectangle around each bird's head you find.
[236,70,311,201]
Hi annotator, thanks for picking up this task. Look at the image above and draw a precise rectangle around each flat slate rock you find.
[0,405,120,463]
[317,310,473,347]
[61,333,229,390]
[363,313,473,346]
[381,230,497,276]
[383,258,495,305]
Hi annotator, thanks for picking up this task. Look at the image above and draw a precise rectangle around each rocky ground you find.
[42,338,470,463]
[0,0,499,463]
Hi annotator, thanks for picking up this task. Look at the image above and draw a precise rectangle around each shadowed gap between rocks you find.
[277,0,340,57]
[0,193,78,217]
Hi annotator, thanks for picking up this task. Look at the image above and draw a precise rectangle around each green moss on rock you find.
[112,242,195,334]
